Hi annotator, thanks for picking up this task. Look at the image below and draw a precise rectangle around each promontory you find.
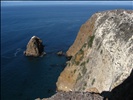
[38,9,133,100]
[56,9,133,99]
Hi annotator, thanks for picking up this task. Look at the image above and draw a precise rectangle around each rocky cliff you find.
[24,36,45,57]
[66,13,97,57]
[56,9,133,94]
[37,91,103,100]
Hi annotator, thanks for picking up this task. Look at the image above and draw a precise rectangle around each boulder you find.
[40,91,103,100]
[57,51,63,56]
[57,51,66,56]
[24,36,45,57]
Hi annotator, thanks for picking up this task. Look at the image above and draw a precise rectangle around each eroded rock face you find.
[66,13,97,57]
[24,36,45,57]
[39,91,103,100]
[56,9,133,93]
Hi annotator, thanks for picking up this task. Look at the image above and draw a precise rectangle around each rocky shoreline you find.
[36,91,104,100]
[56,9,133,94]
[34,9,133,100]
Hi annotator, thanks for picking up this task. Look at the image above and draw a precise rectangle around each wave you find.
[14,48,22,57]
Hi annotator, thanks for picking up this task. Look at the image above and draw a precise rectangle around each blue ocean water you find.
[1,3,132,100]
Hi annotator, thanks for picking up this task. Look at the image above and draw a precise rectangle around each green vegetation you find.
[76,73,82,82]
[79,48,84,55]
[71,58,75,65]
[82,66,87,75]
[84,82,87,87]
[80,61,87,75]
[88,35,95,48]
[91,78,95,85]
[100,50,103,54]
[75,60,80,65]
[97,43,101,50]
[74,49,84,65]
[82,82,87,90]
[83,43,87,48]
[87,59,89,63]
[82,86,86,90]
[74,69,76,73]
[88,75,90,79]
[80,61,86,66]
[67,62,70,66]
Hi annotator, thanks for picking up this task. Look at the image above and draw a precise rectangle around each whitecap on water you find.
[14,48,22,57]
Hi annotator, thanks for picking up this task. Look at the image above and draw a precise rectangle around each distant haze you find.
[1,0,132,1]
[1,1,133,6]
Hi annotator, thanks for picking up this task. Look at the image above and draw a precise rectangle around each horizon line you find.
[1,1,132,6]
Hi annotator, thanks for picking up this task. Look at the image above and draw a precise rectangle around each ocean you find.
[1,2,132,100]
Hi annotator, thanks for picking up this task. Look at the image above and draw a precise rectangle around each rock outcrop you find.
[24,36,45,57]
[36,91,103,100]
[56,9,133,94]
[57,51,65,56]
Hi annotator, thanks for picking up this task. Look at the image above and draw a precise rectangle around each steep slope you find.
[56,9,133,93]
[66,14,97,57]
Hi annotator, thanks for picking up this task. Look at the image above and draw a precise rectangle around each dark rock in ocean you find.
[66,56,72,60]
[24,36,45,57]
[57,51,72,61]
[57,51,65,56]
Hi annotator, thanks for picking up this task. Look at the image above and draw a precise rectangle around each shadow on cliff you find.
[101,69,133,100]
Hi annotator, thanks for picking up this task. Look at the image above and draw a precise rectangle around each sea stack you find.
[24,36,45,57]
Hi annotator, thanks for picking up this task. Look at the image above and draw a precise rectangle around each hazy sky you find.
[1,1,133,6]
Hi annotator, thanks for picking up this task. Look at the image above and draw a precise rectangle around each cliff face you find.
[66,14,97,57]
[56,10,133,93]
